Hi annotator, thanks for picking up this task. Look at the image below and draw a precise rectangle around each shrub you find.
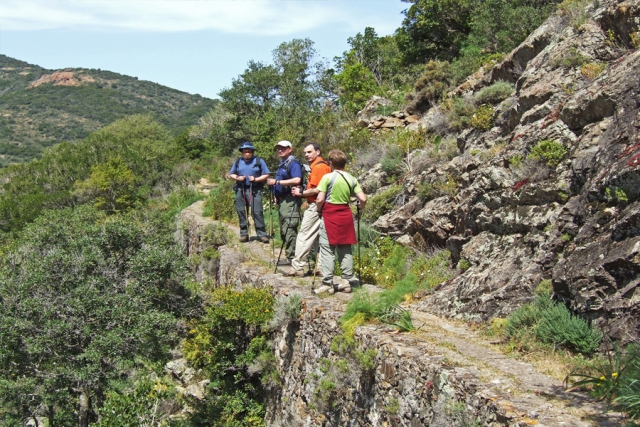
[202,179,236,222]
[95,377,177,427]
[581,62,606,80]
[442,95,476,131]
[535,279,553,295]
[406,61,453,113]
[552,46,588,69]
[182,286,274,426]
[509,154,523,168]
[457,259,471,270]
[267,293,302,330]
[506,291,602,354]
[528,140,567,167]
[557,0,590,30]
[535,303,602,354]
[380,145,406,177]
[362,185,403,223]
[347,247,453,331]
[474,81,515,105]
[470,104,494,130]
[417,174,458,200]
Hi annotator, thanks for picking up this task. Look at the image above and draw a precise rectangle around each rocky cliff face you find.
[372,0,640,344]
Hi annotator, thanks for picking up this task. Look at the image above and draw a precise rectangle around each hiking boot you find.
[283,268,304,277]
[333,278,351,293]
[239,235,249,243]
[277,259,291,266]
[314,284,335,295]
[257,236,270,244]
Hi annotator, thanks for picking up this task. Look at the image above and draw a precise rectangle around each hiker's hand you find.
[267,178,276,186]
[248,176,255,182]
[292,187,302,197]
[236,175,245,182]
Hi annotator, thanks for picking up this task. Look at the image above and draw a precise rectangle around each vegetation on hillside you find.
[0,54,217,166]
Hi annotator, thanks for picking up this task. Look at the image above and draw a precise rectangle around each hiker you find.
[228,141,270,243]
[283,143,332,277]
[314,149,366,295]
[267,140,303,265]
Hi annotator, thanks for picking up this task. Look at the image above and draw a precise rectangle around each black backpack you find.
[300,160,329,189]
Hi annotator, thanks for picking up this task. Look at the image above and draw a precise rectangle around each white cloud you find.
[0,0,401,35]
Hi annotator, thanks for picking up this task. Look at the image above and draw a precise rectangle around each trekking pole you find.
[274,201,296,273]
[311,249,320,290]
[244,186,252,240]
[249,181,254,239]
[357,201,362,285]
[269,187,275,258]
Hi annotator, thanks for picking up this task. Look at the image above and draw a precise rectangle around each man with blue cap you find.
[229,142,270,243]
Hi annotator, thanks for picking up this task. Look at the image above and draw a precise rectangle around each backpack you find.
[232,156,264,190]
[299,160,329,189]
[233,156,264,175]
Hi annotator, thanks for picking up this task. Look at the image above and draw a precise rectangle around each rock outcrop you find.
[372,0,640,343]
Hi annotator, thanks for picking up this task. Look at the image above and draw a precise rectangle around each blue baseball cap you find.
[239,142,256,152]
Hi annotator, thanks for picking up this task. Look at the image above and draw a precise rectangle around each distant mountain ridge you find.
[0,54,217,167]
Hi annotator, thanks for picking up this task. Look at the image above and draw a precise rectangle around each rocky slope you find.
[368,0,640,344]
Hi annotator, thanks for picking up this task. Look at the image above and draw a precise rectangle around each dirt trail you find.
[185,200,625,426]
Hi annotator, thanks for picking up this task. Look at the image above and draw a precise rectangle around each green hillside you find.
[0,54,217,166]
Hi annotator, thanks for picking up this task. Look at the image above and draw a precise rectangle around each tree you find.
[213,38,325,155]
[73,156,139,213]
[0,207,199,426]
[395,0,473,65]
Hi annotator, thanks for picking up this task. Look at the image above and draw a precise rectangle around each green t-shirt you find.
[317,171,363,205]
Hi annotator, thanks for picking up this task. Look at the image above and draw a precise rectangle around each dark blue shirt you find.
[229,156,270,188]
[273,156,302,198]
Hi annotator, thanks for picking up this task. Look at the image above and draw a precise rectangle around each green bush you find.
[202,179,236,222]
[470,104,494,130]
[380,145,406,177]
[442,96,476,131]
[529,140,567,167]
[474,81,514,105]
[406,60,452,113]
[536,303,602,354]
[506,291,602,354]
[362,185,402,223]
[552,46,588,69]
[182,286,275,426]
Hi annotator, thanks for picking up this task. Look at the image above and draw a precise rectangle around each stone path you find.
[182,200,626,426]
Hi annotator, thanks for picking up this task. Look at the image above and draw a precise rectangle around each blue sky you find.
[0,0,408,99]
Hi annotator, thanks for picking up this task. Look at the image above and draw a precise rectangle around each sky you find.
[0,0,408,99]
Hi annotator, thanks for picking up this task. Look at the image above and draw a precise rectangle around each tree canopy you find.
[0,206,200,426]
